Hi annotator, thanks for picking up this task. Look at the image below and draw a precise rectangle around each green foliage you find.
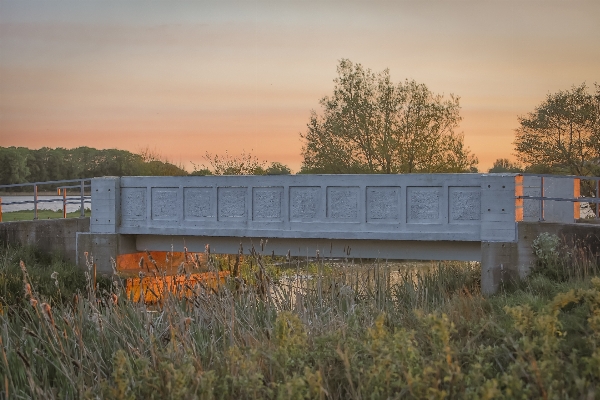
[0,146,188,186]
[301,59,478,174]
[1,208,91,222]
[532,232,561,267]
[201,150,266,175]
[514,83,600,177]
[1,243,600,399]
[199,151,292,176]
[488,158,523,173]
[0,245,86,310]
[0,147,30,184]
[531,232,599,282]
[265,162,292,175]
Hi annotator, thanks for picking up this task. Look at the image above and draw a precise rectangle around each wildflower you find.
[111,293,118,305]
[51,271,59,287]
[30,298,38,308]
[19,260,27,273]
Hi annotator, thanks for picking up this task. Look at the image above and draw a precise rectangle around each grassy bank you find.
[0,208,91,222]
[1,238,599,399]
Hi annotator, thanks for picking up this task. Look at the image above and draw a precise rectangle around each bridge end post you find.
[76,177,133,274]
[480,174,522,295]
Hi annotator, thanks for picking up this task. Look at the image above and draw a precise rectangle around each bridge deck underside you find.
[135,235,483,262]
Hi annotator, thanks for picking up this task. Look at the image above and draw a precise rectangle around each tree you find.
[488,158,523,173]
[0,147,30,184]
[265,162,291,175]
[513,83,600,176]
[197,151,292,176]
[201,151,266,175]
[300,59,477,174]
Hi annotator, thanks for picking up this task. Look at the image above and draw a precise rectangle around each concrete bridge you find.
[73,173,591,294]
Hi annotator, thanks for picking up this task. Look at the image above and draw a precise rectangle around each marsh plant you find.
[1,239,600,399]
[531,232,600,282]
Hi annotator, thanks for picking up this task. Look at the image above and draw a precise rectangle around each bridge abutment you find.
[76,233,135,274]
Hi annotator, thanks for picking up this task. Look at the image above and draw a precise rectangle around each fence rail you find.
[516,174,600,221]
[0,179,91,221]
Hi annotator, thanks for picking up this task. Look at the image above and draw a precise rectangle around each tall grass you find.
[1,236,599,399]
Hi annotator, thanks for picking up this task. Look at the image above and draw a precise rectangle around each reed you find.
[0,235,599,399]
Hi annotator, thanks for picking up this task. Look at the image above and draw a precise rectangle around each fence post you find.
[80,180,86,218]
[33,184,38,220]
[539,176,544,221]
[61,188,67,218]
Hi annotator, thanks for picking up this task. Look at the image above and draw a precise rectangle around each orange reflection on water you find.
[117,251,229,304]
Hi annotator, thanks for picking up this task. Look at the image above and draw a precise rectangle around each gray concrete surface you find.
[0,217,90,264]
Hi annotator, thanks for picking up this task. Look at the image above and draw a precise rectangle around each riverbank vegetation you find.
[0,208,91,222]
[1,234,599,399]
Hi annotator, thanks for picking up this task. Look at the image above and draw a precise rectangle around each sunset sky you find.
[1,1,599,173]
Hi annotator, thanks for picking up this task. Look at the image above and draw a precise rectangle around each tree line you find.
[0,147,188,186]
[0,146,293,187]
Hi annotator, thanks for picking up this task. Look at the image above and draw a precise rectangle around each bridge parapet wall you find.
[90,174,520,243]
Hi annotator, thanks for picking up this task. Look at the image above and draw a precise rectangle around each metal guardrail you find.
[0,179,91,222]
[516,174,600,221]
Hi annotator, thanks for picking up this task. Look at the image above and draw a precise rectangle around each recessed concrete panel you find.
[122,188,146,221]
[327,186,359,220]
[407,187,442,223]
[367,186,400,222]
[184,188,214,220]
[290,186,321,221]
[114,174,514,241]
[151,188,178,220]
[449,187,481,223]
[253,187,283,221]
[218,187,247,220]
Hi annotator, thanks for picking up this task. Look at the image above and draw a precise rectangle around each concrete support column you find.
[76,233,135,275]
[480,241,520,295]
